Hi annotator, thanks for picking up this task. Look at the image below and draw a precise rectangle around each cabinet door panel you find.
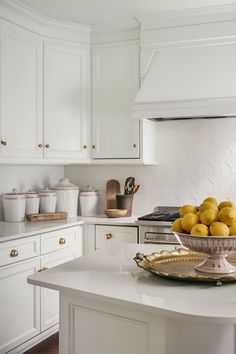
[0,258,40,354]
[0,21,43,159]
[92,42,140,159]
[44,41,89,160]
[40,247,81,331]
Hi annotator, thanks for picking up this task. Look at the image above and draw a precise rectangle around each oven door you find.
[144,232,180,245]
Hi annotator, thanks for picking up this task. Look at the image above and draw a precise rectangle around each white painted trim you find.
[133,97,236,120]
[0,0,91,43]
[136,4,236,31]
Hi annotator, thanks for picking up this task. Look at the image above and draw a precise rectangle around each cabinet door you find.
[0,258,40,354]
[40,246,81,331]
[44,40,89,160]
[0,21,43,159]
[95,225,138,250]
[92,42,140,159]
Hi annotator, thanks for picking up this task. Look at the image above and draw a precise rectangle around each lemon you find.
[181,213,198,233]
[179,205,196,218]
[218,201,236,211]
[200,209,218,225]
[229,223,236,236]
[199,202,218,213]
[209,222,230,236]
[218,207,236,226]
[196,210,201,222]
[191,224,209,236]
[172,218,184,233]
[203,197,218,205]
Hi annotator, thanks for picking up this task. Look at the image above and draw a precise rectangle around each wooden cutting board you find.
[106,180,121,209]
[27,212,68,222]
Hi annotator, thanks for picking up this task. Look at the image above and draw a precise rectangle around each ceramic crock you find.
[79,185,98,216]
[3,188,26,222]
[52,178,79,218]
[25,190,40,215]
[38,188,57,213]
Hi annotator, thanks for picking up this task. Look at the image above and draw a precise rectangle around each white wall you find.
[0,165,64,220]
[65,118,236,215]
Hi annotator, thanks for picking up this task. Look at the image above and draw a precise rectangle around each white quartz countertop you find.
[78,215,140,225]
[28,244,236,323]
[0,217,84,243]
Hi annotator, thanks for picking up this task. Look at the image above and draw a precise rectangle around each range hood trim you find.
[133,97,236,120]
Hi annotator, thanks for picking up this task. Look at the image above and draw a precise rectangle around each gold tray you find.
[134,248,236,286]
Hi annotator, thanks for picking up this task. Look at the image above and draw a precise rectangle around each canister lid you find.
[24,190,39,198]
[80,185,98,196]
[39,187,56,197]
[52,177,79,190]
[3,188,26,200]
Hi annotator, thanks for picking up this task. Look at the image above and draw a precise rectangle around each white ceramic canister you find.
[79,185,98,217]
[51,178,79,218]
[3,188,26,222]
[38,188,57,213]
[25,190,40,215]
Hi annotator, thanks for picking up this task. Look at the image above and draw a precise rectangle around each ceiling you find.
[18,0,236,26]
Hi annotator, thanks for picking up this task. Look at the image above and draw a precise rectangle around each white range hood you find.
[133,42,236,120]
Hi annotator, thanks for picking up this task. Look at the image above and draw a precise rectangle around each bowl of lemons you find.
[172,197,236,274]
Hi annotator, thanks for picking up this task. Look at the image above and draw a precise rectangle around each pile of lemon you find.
[172,197,236,236]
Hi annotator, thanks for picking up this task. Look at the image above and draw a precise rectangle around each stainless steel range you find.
[137,206,180,244]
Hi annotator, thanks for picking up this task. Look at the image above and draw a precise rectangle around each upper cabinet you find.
[43,40,90,160]
[0,21,43,160]
[91,42,140,159]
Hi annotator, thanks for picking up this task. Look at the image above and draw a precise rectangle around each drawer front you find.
[41,225,82,254]
[0,236,40,267]
[95,225,138,250]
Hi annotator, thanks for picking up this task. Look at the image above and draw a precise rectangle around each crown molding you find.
[136,4,236,31]
[0,0,91,43]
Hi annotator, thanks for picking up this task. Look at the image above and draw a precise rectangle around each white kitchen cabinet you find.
[95,225,138,250]
[44,40,90,161]
[0,258,40,354]
[0,21,43,160]
[0,223,83,354]
[92,42,140,159]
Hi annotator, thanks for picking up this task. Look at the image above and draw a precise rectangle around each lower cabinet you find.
[95,225,138,250]
[0,258,40,354]
[0,224,83,354]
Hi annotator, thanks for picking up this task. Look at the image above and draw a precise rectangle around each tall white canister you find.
[3,188,26,222]
[52,178,79,218]
[79,185,98,216]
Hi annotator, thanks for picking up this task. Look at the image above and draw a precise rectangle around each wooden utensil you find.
[27,212,68,222]
[124,177,135,195]
[132,184,140,194]
[106,180,121,209]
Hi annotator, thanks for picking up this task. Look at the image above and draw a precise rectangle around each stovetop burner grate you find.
[138,211,180,222]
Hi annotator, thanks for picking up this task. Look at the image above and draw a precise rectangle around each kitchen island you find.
[28,244,236,354]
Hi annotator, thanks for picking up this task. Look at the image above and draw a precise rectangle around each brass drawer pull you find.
[38,144,43,148]
[59,237,66,245]
[92,145,96,149]
[133,144,136,148]
[1,140,7,146]
[105,233,112,240]
[83,145,87,149]
[10,249,18,257]
[45,144,50,148]
[38,267,49,272]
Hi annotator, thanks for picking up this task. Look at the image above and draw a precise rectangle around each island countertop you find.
[28,243,236,324]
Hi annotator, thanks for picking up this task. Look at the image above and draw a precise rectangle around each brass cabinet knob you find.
[10,249,18,257]
[1,140,7,146]
[105,233,112,240]
[92,145,96,149]
[133,144,137,148]
[83,145,87,149]
[38,144,43,148]
[45,144,50,148]
[59,237,66,245]
[38,267,49,272]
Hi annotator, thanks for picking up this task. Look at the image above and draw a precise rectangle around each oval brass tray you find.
[134,248,236,285]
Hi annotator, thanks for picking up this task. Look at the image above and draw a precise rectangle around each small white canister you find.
[39,188,57,213]
[25,190,40,215]
[79,185,98,217]
[3,188,26,222]
[52,178,79,218]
